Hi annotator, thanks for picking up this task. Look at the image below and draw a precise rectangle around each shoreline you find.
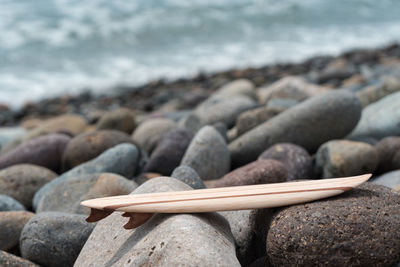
[1,42,399,126]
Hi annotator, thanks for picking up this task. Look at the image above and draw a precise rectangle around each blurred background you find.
[1,0,400,108]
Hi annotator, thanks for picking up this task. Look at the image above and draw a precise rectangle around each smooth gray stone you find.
[171,165,205,189]
[372,170,400,191]
[0,194,25,211]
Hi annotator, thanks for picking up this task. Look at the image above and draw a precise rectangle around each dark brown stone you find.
[0,211,34,251]
[375,136,400,174]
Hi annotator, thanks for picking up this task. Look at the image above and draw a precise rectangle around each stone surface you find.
[267,183,400,266]
[259,143,313,180]
[0,211,34,251]
[144,128,193,175]
[181,126,230,180]
[171,165,205,189]
[178,113,201,134]
[20,212,94,267]
[132,118,177,153]
[372,170,400,191]
[195,95,257,127]
[0,195,25,211]
[349,91,400,139]
[214,79,256,99]
[95,108,136,134]
[36,173,137,214]
[0,134,71,173]
[0,164,57,209]
[229,90,362,167]
[33,143,139,210]
[74,177,240,267]
[315,140,378,178]
[0,250,39,267]
[206,159,287,188]
[235,106,284,136]
[375,136,400,174]
[62,130,135,170]
[356,76,400,107]
[0,127,25,148]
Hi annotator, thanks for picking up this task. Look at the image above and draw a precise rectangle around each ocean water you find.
[1,0,400,107]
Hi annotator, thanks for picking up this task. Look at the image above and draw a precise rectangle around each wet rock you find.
[315,140,378,178]
[20,212,94,267]
[171,165,205,189]
[25,114,87,140]
[195,95,257,127]
[33,143,139,210]
[0,134,71,173]
[229,91,362,167]
[74,177,240,266]
[372,170,400,192]
[0,250,39,267]
[236,106,284,136]
[0,164,56,209]
[258,143,313,180]
[348,91,400,139]
[206,159,287,188]
[62,130,135,170]
[214,79,256,99]
[0,195,25,211]
[132,118,177,154]
[181,126,230,180]
[95,108,136,134]
[375,136,400,174]
[267,183,400,266]
[144,128,193,175]
[36,173,137,214]
[0,211,34,251]
[356,76,400,107]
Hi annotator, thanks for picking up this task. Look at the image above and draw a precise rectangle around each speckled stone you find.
[315,140,378,178]
[372,170,400,192]
[132,118,177,154]
[171,165,205,189]
[375,136,400,174]
[0,134,71,173]
[0,164,57,209]
[95,108,136,134]
[206,159,287,188]
[36,173,137,214]
[0,211,34,251]
[258,143,313,180]
[144,128,193,175]
[20,212,94,267]
[74,177,240,267]
[229,91,362,167]
[0,250,39,267]
[267,183,400,266]
[181,126,230,180]
[61,130,135,170]
[0,195,25,211]
[33,143,139,210]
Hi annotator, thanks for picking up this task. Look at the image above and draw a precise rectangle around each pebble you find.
[177,113,201,134]
[315,140,378,178]
[229,90,362,167]
[0,133,71,173]
[144,128,193,175]
[74,177,240,266]
[95,108,136,134]
[20,212,95,267]
[372,170,400,191]
[267,183,400,266]
[132,118,177,154]
[213,79,256,99]
[0,195,25,211]
[375,136,400,174]
[258,143,313,180]
[0,127,26,148]
[356,76,400,107]
[194,95,257,127]
[0,211,34,251]
[181,126,230,180]
[0,164,57,209]
[206,159,287,188]
[61,130,135,170]
[235,106,284,136]
[33,143,139,210]
[0,250,39,267]
[171,165,205,189]
[348,91,400,139]
[36,173,137,214]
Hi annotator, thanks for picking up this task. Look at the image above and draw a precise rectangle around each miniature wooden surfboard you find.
[81,174,371,229]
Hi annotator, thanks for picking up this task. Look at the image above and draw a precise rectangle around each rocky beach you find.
[0,43,400,266]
